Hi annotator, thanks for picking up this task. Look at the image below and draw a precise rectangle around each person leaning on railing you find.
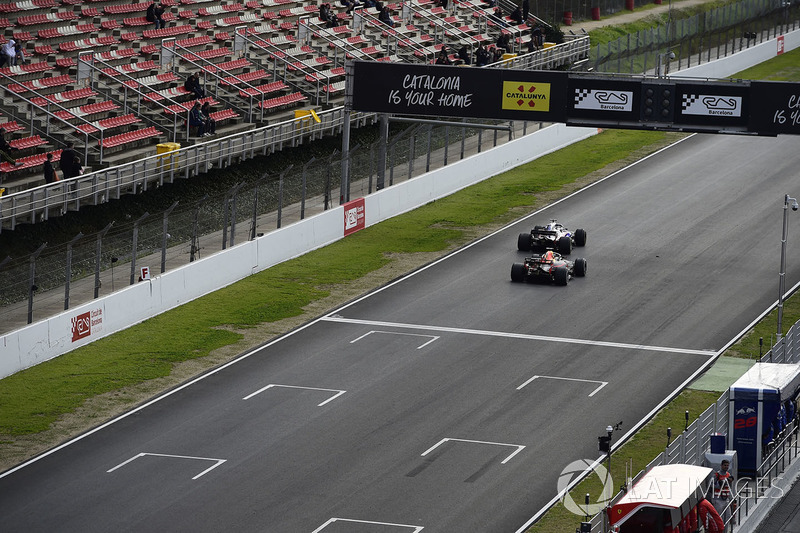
[0,128,22,167]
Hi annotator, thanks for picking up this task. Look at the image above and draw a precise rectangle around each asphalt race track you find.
[2,133,800,533]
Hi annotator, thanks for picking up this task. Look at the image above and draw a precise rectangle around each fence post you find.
[230,182,245,244]
[444,125,450,165]
[425,124,433,172]
[64,232,84,310]
[94,222,114,299]
[408,129,415,181]
[161,201,179,273]
[377,113,388,190]
[461,118,466,160]
[190,195,208,262]
[27,243,47,324]
[301,157,315,219]
[130,212,149,285]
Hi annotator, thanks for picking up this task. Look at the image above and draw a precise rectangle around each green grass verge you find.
[588,0,742,46]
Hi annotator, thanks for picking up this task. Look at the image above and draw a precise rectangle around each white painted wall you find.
[677,30,800,78]
[2,29,799,379]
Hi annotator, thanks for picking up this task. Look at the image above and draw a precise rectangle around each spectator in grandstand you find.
[531,25,544,48]
[378,5,393,26]
[71,155,83,176]
[481,0,496,6]
[14,41,26,66]
[146,1,166,30]
[200,102,216,136]
[59,142,77,180]
[522,0,530,20]
[475,43,491,66]
[435,48,452,65]
[319,3,338,27]
[340,0,359,14]
[184,72,205,100]
[496,32,512,53]
[43,153,59,183]
[362,0,377,7]
[189,102,207,137]
[489,7,506,27]
[438,0,448,8]
[0,128,21,166]
[0,40,16,68]
[510,5,523,25]
[457,45,472,65]
[492,45,504,63]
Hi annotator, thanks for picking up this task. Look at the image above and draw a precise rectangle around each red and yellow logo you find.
[501,81,551,112]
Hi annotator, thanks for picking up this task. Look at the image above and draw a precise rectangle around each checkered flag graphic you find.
[682,94,698,110]
[574,88,591,105]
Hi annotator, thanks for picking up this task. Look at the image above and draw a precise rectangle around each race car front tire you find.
[575,228,587,247]
[558,236,572,255]
[554,266,569,286]
[517,232,533,251]
[511,263,527,282]
[574,258,587,277]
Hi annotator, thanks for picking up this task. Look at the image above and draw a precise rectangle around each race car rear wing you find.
[531,230,558,237]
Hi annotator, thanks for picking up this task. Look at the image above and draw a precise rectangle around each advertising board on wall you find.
[71,308,103,343]
[343,198,365,236]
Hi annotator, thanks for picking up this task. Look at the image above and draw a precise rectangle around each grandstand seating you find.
[0,150,62,175]
[99,126,161,149]
[238,81,288,97]
[9,135,47,150]
[0,121,25,133]
[220,69,269,86]
[54,100,119,121]
[258,92,307,111]
[76,114,142,134]
[31,88,98,107]
[163,96,219,115]
[0,0,549,190]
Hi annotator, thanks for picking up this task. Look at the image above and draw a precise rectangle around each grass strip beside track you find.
[587,0,739,46]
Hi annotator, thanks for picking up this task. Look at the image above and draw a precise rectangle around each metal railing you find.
[0,106,363,231]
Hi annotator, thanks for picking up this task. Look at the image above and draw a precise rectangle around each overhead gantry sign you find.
[345,60,800,136]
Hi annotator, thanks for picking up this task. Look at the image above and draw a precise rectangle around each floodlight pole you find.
[777,194,798,353]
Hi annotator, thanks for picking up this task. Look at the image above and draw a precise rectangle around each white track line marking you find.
[243,384,346,406]
[323,316,715,356]
[350,330,440,349]
[421,438,525,465]
[518,375,608,397]
[107,453,226,480]
[312,518,424,533]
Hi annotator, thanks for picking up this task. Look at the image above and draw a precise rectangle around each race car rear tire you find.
[554,266,569,286]
[574,228,587,247]
[517,232,533,251]
[511,263,527,282]
[574,258,587,277]
[558,236,572,255]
